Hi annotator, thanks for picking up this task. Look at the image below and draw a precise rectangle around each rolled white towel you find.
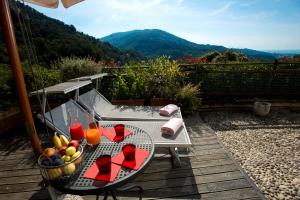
[161,118,183,136]
[159,104,178,116]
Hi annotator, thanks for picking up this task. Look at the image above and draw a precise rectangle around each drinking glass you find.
[69,122,85,140]
[96,155,111,174]
[86,128,100,145]
[122,144,136,161]
[114,124,125,137]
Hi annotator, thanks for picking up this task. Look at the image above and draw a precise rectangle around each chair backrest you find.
[44,100,91,138]
[78,89,112,114]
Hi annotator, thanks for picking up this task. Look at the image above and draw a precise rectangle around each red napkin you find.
[99,126,132,142]
[83,162,121,182]
[111,148,149,170]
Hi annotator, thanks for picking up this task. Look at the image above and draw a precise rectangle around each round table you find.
[51,123,155,197]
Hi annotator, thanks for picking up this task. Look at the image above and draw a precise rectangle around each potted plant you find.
[253,101,271,116]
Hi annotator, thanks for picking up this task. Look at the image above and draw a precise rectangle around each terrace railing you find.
[102,62,300,104]
[180,62,300,103]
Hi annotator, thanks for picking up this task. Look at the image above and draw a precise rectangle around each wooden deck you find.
[0,116,265,200]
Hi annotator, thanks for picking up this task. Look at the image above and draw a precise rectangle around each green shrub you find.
[0,64,16,110]
[56,57,102,81]
[110,56,186,101]
[22,62,60,91]
[110,65,147,100]
[146,56,186,99]
[0,63,60,111]
[175,83,201,115]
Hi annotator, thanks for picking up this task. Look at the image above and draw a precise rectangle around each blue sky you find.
[26,0,300,50]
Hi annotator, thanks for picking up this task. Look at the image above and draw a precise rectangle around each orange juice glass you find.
[86,128,101,145]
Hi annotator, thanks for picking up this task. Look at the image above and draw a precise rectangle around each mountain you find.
[101,29,274,61]
[266,49,300,55]
[0,2,142,66]
[265,50,300,58]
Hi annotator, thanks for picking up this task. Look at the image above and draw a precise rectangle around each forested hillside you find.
[0,1,143,66]
[101,29,275,61]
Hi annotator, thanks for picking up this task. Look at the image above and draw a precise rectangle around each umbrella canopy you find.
[24,0,84,8]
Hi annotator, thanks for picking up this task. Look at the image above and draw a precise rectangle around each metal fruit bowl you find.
[38,145,83,181]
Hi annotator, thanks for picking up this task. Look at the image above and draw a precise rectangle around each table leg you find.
[98,190,117,200]
[102,191,109,200]
[169,147,182,168]
[47,185,58,200]
[118,184,143,200]
[111,190,117,200]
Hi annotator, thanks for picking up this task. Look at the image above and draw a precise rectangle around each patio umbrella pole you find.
[0,0,42,157]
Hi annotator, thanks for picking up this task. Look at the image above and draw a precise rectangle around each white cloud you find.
[210,1,235,16]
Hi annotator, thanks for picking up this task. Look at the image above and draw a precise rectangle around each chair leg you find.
[118,184,143,200]
[169,147,182,168]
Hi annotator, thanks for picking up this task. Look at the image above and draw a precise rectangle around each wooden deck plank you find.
[191,136,219,144]
[89,179,252,200]
[199,188,261,200]
[154,152,229,160]
[144,158,234,174]
[141,188,259,200]
[0,182,42,194]
[0,153,35,161]
[0,168,41,178]
[0,149,33,156]
[135,164,239,182]
[0,163,38,172]
[191,140,219,146]
[0,190,49,200]
[189,144,223,151]
[132,171,244,191]
[0,175,42,186]
[0,115,265,200]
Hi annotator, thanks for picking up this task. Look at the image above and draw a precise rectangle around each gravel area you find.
[202,110,300,200]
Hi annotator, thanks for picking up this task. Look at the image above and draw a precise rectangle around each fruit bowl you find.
[38,145,83,181]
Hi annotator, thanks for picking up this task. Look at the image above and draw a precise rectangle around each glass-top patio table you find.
[49,123,155,200]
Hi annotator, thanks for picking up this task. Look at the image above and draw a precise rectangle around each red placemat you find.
[83,162,121,182]
[111,148,149,170]
[99,126,131,142]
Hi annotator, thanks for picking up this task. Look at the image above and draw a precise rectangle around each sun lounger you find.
[39,100,191,167]
[78,89,182,121]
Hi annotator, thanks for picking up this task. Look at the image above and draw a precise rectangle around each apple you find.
[68,140,80,150]
[63,163,76,175]
[62,155,71,162]
[66,146,76,156]
[59,146,67,156]
[71,151,80,160]
[43,148,56,158]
